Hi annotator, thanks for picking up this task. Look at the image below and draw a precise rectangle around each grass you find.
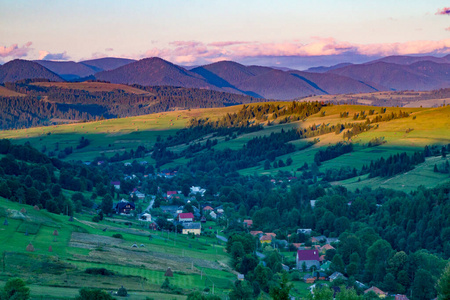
[0,197,234,298]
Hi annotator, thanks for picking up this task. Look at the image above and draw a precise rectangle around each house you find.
[260,234,273,244]
[237,274,245,281]
[160,205,178,217]
[178,212,194,222]
[110,181,121,190]
[131,190,146,201]
[319,255,326,262]
[203,206,214,212]
[310,200,317,208]
[190,186,206,196]
[243,220,253,228]
[265,232,276,238]
[364,287,387,298]
[140,213,152,222]
[167,191,178,198]
[320,244,335,254]
[182,222,201,235]
[395,295,409,300]
[297,228,312,235]
[296,249,320,270]
[282,264,289,272]
[216,206,224,214]
[200,216,207,223]
[329,272,346,282]
[114,199,135,214]
[304,274,316,284]
[209,211,217,219]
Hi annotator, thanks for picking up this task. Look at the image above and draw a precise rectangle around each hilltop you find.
[0,59,64,83]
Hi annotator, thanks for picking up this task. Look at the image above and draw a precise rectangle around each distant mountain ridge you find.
[6,53,450,99]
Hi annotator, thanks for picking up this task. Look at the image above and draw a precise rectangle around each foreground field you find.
[0,197,235,299]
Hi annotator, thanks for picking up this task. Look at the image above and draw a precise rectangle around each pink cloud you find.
[436,7,450,15]
[105,48,114,52]
[0,42,33,58]
[208,41,252,47]
[446,27,450,31]
[139,38,450,66]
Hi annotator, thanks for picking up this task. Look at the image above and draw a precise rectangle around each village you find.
[106,168,403,299]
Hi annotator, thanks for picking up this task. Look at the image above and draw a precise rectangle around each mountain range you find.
[2,54,450,99]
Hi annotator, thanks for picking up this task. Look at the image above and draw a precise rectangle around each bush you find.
[92,215,100,222]
[117,286,127,297]
[76,287,114,300]
[112,233,124,239]
[85,268,115,276]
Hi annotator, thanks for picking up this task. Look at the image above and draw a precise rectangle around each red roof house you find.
[178,213,194,222]
[243,220,253,227]
[167,191,178,197]
[364,287,387,298]
[203,206,214,211]
[296,249,320,270]
[395,295,409,300]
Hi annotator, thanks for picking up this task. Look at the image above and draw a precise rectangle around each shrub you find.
[112,233,123,239]
[117,286,127,297]
[85,268,115,276]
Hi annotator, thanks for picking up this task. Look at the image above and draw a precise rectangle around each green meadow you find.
[0,103,449,191]
[0,197,235,299]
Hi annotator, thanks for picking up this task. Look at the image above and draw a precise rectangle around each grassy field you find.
[0,85,26,97]
[0,197,235,299]
[0,103,449,190]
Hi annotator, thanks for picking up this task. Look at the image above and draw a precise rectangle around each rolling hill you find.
[327,61,450,91]
[0,59,64,83]
[95,57,219,90]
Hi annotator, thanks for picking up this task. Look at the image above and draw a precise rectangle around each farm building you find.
[182,222,201,235]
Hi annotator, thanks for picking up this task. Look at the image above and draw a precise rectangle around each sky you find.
[1,0,450,69]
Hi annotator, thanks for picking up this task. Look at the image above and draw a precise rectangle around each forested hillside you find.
[0,80,261,129]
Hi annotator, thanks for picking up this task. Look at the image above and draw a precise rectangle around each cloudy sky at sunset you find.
[1,0,450,69]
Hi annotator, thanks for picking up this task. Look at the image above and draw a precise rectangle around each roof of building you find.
[243,220,253,225]
[183,222,201,230]
[260,235,273,241]
[329,272,345,280]
[265,232,276,237]
[203,206,214,210]
[395,295,409,300]
[364,286,386,296]
[297,249,320,261]
[320,244,335,252]
[178,213,194,219]
[167,191,178,195]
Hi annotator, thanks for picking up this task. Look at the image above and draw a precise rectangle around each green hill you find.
[1,103,449,191]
